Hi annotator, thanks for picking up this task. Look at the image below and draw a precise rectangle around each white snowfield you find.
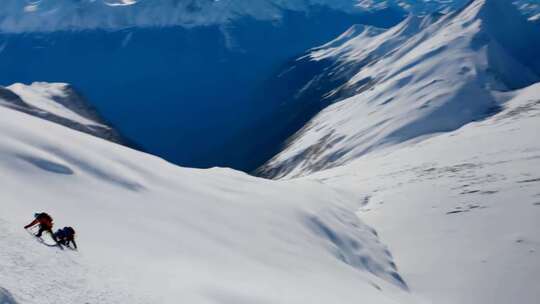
[262,0,540,179]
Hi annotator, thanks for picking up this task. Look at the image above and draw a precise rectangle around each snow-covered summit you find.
[0,82,124,144]
[259,0,540,178]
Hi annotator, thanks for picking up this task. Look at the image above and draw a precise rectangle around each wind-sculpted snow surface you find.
[260,0,540,178]
[0,104,411,303]
[0,82,124,144]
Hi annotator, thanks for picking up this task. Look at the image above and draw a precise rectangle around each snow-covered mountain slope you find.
[2,57,538,304]
[2,1,539,303]
[259,0,540,178]
[0,82,124,144]
[0,103,412,303]
[237,15,437,174]
[311,81,540,304]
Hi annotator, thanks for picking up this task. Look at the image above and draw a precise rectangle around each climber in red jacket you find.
[24,212,59,242]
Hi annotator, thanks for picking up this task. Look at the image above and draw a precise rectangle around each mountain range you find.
[1,1,539,304]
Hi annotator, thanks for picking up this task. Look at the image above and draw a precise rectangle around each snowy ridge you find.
[0,0,538,32]
[0,103,412,303]
[0,82,124,144]
[260,0,540,179]
[309,14,437,62]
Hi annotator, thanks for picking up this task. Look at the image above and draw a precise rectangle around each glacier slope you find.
[0,103,411,303]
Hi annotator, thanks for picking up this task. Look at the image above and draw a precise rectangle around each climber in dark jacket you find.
[54,227,78,249]
[24,212,59,243]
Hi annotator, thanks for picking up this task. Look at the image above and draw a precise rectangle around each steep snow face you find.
[260,0,540,178]
[218,15,431,174]
[313,82,540,304]
[0,103,411,303]
[0,82,124,144]
[240,14,441,171]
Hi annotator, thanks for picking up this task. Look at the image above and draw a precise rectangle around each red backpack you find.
[37,213,53,227]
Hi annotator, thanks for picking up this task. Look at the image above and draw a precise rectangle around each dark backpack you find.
[64,227,75,236]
